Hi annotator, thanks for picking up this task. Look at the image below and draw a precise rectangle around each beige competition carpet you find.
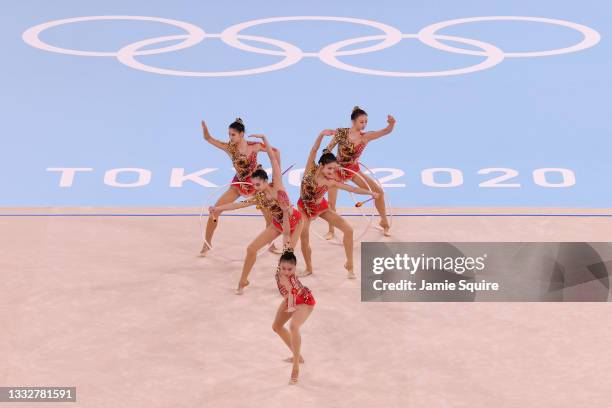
[1,207,612,408]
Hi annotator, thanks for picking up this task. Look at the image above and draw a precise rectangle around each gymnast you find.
[199,118,281,256]
[272,202,315,385]
[209,134,303,294]
[297,129,378,278]
[324,106,395,238]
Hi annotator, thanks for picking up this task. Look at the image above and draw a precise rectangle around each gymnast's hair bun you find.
[280,247,297,265]
[351,106,367,120]
[229,117,246,132]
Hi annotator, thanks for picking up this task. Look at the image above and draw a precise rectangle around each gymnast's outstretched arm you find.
[201,120,228,151]
[331,180,379,198]
[363,115,396,142]
[306,129,335,171]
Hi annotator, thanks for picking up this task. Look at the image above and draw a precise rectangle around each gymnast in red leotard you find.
[297,129,378,279]
[209,134,303,294]
[272,203,315,385]
[199,118,281,256]
[324,106,396,238]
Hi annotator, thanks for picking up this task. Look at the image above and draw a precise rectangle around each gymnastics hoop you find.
[311,166,375,246]
[358,161,394,230]
[199,181,276,262]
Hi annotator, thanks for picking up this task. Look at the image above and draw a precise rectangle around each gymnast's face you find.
[321,161,339,179]
[251,176,268,191]
[228,128,244,143]
[352,114,368,131]
[279,260,296,276]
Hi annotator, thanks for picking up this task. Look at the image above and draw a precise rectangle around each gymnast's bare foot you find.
[235,279,249,295]
[199,242,211,257]
[379,222,391,237]
[268,242,282,254]
[297,269,313,277]
[345,262,356,279]
[284,355,305,364]
[289,364,299,385]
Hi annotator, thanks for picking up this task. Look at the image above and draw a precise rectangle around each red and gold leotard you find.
[242,190,301,233]
[225,140,264,196]
[326,127,367,181]
[275,244,315,311]
[297,162,329,219]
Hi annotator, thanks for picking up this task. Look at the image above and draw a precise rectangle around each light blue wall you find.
[1,0,609,207]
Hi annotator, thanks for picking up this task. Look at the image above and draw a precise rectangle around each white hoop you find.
[358,161,394,231]
[311,166,375,246]
[199,181,275,262]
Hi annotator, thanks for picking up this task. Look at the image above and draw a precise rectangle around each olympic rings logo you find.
[22,15,600,78]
